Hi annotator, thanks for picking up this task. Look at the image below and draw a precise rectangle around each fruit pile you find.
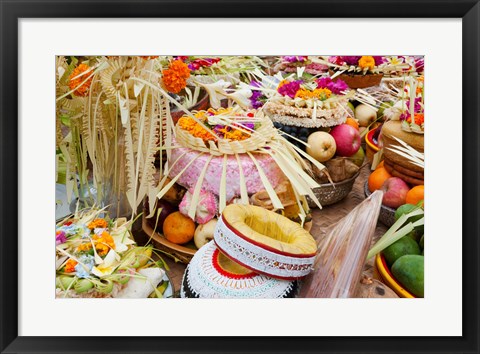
[298,105,366,193]
[145,181,217,251]
[368,160,424,210]
[381,204,424,297]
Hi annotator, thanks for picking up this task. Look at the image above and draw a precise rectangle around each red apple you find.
[381,177,410,208]
[329,124,361,157]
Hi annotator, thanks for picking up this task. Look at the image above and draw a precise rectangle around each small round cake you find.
[214,204,317,280]
[168,138,286,201]
[180,241,297,298]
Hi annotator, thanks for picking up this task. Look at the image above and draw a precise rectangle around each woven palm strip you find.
[175,116,276,156]
[263,101,349,128]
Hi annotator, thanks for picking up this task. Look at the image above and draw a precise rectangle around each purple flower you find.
[213,124,227,137]
[373,56,386,65]
[328,79,349,94]
[278,80,302,98]
[283,56,308,63]
[316,77,333,89]
[55,231,67,245]
[188,62,200,71]
[250,80,261,88]
[340,56,362,65]
[239,122,255,131]
[249,90,264,109]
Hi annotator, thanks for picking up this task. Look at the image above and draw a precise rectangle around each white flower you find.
[225,88,252,110]
[196,79,231,108]
[386,56,404,66]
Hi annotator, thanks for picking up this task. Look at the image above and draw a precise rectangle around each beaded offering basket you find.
[180,241,297,298]
[306,171,360,208]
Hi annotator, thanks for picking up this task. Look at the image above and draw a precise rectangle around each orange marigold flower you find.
[77,243,93,252]
[406,113,424,126]
[295,88,332,100]
[169,60,191,79]
[358,56,376,70]
[162,60,190,94]
[65,259,78,273]
[88,218,108,230]
[178,117,217,143]
[92,231,115,256]
[69,63,93,97]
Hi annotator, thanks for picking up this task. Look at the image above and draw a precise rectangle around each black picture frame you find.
[1,1,478,353]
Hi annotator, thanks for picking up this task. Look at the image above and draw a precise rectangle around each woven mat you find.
[141,164,388,295]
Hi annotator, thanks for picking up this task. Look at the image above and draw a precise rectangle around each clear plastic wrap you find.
[299,190,383,298]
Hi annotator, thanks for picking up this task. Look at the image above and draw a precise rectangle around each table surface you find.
[132,165,388,297]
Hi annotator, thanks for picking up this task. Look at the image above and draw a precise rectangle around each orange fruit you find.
[368,167,392,192]
[345,117,359,130]
[406,185,424,207]
[375,160,385,170]
[163,211,196,244]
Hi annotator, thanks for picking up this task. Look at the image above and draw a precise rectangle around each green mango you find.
[391,255,424,297]
[395,204,424,233]
[395,204,422,222]
[419,234,424,250]
[383,236,420,267]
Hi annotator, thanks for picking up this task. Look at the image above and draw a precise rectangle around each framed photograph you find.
[1,0,479,353]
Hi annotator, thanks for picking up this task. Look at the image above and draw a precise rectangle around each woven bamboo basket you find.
[306,172,360,208]
[364,181,396,227]
[175,116,276,155]
[330,70,383,89]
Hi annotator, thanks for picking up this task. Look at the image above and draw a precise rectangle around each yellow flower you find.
[77,243,93,252]
[358,56,376,70]
[295,88,331,100]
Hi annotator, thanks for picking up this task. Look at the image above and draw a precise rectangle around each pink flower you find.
[316,77,349,94]
[340,56,361,65]
[328,79,349,94]
[373,56,386,65]
[278,80,302,98]
[55,231,67,245]
[316,77,333,88]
